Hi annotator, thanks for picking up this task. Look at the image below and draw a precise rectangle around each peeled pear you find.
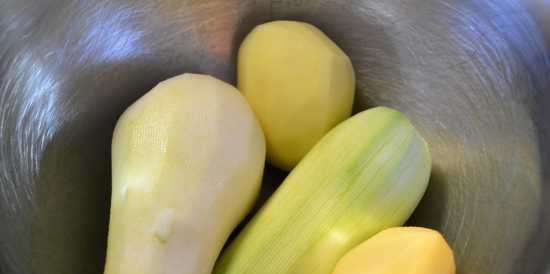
[331,227,455,274]
[103,73,266,274]
[238,20,355,170]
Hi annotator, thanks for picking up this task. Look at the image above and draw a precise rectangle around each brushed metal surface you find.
[0,0,548,274]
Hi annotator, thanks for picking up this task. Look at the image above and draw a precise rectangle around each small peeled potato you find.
[331,227,456,274]
[238,20,355,171]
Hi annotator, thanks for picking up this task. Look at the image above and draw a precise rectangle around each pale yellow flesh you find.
[238,20,355,170]
[214,107,431,274]
[331,227,456,274]
[104,73,265,274]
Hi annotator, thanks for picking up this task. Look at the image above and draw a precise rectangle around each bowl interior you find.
[0,0,549,274]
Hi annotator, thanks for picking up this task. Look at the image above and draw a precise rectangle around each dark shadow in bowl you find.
[224,163,288,249]
[406,165,449,229]
[514,53,550,274]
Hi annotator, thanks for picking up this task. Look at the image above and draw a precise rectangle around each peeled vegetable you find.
[103,73,266,274]
[214,107,431,274]
[238,20,355,171]
[331,227,455,274]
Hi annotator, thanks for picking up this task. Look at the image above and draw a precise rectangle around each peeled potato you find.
[238,20,355,170]
[331,227,456,274]
[104,73,266,274]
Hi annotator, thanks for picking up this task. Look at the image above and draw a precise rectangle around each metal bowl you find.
[1,0,549,273]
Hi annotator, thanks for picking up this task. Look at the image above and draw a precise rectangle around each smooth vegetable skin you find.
[104,73,265,274]
[238,20,355,171]
[214,107,431,274]
[331,227,455,274]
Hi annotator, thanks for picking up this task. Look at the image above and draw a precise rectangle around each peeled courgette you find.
[214,107,431,274]
[103,73,265,274]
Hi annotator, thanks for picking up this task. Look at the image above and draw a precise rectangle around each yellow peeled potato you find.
[238,20,355,170]
[331,227,456,274]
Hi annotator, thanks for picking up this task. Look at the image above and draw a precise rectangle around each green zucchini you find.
[214,107,431,274]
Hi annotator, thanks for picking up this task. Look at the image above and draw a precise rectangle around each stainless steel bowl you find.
[1,0,549,274]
